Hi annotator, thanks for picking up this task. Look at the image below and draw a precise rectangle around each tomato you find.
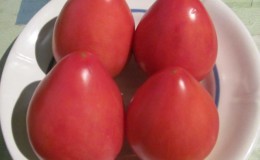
[126,67,219,160]
[27,52,124,160]
[133,0,217,80]
[52,0,135,77]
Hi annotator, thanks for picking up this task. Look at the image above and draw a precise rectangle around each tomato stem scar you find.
[172,69,178,74]
[81,52,87,58]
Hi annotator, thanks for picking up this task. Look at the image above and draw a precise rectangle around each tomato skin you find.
[53,0,135,77]
[133,0,217,81]
[27,52,124,160]
[126,67,219,160]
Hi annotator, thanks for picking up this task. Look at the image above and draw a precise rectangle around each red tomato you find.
[134,0,218,80]
[126,67,219,160]
[27,52,124,160]
[53,0,135,77]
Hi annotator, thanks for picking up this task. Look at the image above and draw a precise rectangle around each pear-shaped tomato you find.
[53,0,135,77]
[134,0,217,80]
[126,67,219,160]
[27,52,124,160]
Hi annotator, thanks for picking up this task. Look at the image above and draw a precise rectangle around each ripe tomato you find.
[27,52,124,160]
[126,67,219,160]
[53,0,135,77]
[134,0,218,80]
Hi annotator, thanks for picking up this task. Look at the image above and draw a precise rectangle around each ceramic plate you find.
[1,0,260,159]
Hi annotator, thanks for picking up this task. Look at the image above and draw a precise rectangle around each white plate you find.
[1,0,260,159]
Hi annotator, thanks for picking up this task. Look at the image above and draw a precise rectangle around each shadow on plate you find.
[35,17,57,74]
[12,81,40,160]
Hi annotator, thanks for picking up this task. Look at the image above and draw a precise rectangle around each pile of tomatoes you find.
[27,0,219,159]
